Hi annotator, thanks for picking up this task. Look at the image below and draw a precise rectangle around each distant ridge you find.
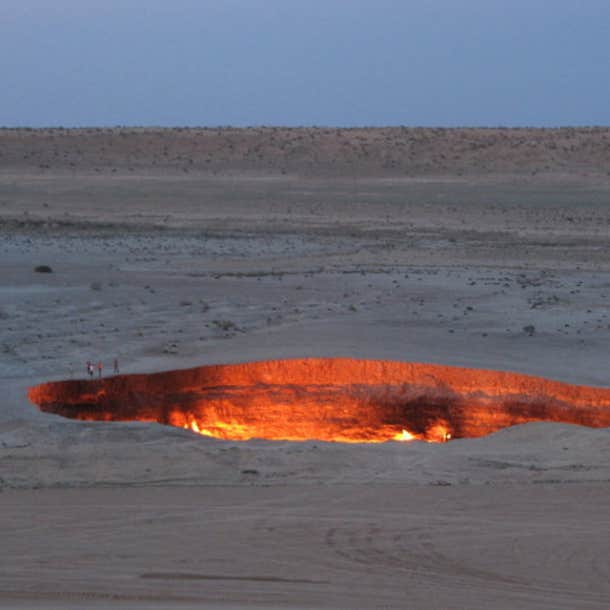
[1,127,609,177]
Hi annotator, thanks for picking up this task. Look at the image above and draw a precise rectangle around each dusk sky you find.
[1,1,609,127]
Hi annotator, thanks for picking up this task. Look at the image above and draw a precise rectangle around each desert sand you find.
[1,127,610,609]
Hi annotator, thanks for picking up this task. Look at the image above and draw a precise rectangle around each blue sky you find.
[1,1,609,126]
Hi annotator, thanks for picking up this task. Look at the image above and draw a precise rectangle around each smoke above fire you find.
[28,358,610,443]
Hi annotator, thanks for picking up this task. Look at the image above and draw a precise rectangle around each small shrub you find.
[213,319,236,331]
[523,324,536,336]
[34,265,53,273]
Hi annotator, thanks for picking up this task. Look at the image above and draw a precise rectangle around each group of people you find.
[86,359,120,378]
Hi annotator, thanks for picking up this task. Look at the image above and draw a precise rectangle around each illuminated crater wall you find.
[28,358,610,443]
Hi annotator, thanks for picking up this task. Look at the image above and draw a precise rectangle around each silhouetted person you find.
[87,361,94,378]
[97,361,103,378]
[113,358,119,375]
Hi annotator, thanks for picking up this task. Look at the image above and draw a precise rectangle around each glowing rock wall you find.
[28,358,610,442]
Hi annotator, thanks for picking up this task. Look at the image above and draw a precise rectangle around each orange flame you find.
[392,429,417,442]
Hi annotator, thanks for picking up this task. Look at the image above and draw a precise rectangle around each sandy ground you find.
[1,128,610,609]
[3,485,610,610]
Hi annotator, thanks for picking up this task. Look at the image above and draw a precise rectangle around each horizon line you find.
[2,124,609,131]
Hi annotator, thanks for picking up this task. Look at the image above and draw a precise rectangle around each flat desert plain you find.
[1,127,610,609]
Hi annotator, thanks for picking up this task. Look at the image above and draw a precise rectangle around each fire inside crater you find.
[27,358,610,443]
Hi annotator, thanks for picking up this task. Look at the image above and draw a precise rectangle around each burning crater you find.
[28,358,610,443]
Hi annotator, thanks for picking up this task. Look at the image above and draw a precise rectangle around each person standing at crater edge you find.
[113,358,119,375]
[97,361,103,378]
